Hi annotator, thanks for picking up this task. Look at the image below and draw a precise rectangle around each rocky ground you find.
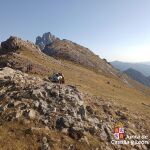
[0,67,150,150]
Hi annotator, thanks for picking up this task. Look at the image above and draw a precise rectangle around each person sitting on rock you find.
[50,72,65,84]
[58,73,65,84]
[27,64,33,73]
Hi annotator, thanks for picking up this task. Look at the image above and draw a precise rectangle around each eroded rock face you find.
[1,36,40,54]
[1,36,22,52]
[36,32,59,50]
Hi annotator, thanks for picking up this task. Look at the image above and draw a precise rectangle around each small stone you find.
[56,117,70,130]
[34,101,40,108]
[44,120,49,125]
[7,102,14,108]
[61,128,68,134]
[86,106,94,114]
[68,127,84,140]
[68,144,77,150]
[32,89,45,100]
[115,111,128,120]
[61,99,66,104]
[41,143,51,150]
[22,119,31,125]
[88,127,96,135]
[28,109,36,119]
[41,137,51,150]
[78,100,84,106]
[50,89,59,97]
[78,105,86,120]
[45,126,50,130]
[81,136,89,145]
[42,137,48,144]
[0,106,4,113]
[100,130,107,142]
[24,128,32,135]
[16,110,22,118]
[39,100,48,114]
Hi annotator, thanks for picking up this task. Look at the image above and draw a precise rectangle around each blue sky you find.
[0,0,150,62]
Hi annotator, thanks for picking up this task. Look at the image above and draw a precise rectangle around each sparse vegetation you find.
[0,36,150,150]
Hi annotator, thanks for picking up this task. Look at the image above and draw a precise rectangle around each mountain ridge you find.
[124,68,150,87]
[111,61,150,76]
[36,32,59,50]
[36,32,121,78]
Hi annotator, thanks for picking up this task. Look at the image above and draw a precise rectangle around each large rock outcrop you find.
[0,67,150,150]
[0,67,99,140]
[36,32,59,50]
[1,36,40,55]
[0,37,49,74]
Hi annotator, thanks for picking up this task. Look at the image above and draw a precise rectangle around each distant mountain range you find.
[123,68,150,87]
[111,61,150,76]
[141,62,150,65]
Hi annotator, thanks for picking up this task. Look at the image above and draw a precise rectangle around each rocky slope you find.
[0,36,150,149]
[1,36,132,88]
[36,32,119,77]
[0,67,150,150]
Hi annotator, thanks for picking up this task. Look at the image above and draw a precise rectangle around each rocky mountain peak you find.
[1,36,40,55]
[36,32,59,50]
[1,36,21,52]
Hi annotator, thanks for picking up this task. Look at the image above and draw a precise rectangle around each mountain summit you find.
[1,36,40,55]
[36,32,59,50]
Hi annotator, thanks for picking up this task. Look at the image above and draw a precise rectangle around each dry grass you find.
[19,48,150,116]
[0,47,150,149]
[0,120,103,150]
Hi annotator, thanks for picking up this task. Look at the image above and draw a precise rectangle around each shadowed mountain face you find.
[111,61,150,76]
[124,68,150,87]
